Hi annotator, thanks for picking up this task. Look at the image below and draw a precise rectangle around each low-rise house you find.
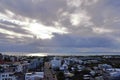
[25,72,44,80]
[105,68,120,80]
[90,70,96,76]
[64,71,74,78]
[16,64,23,72]
[83,74,91,80]
[60,63,68,71]
[95,76,104,80]
[0,72,17,80]
[98,64,112,71]
[77,65,84,71]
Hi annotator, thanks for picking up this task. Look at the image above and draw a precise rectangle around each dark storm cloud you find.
[0,34,115,52]
[41,34,114,48]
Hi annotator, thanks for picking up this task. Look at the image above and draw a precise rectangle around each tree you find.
[0,53,3,60]
[57,71,65,80]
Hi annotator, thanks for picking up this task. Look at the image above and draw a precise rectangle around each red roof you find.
[0,60,4,64]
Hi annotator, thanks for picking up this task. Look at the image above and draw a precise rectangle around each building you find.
[29,59,40,69]
[25,72,44,80]
[106,68,120,80]
[60,63,68,71]
[98,64,112,71]
[16,64,23,72]
[0,72,17,80]
[95,76,104,80]
[50,57,61,69]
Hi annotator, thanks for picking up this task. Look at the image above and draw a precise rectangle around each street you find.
[44,62,57,80]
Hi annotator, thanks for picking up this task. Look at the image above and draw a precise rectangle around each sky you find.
[0,0,120,55]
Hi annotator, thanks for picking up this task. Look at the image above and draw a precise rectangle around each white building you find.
[95,76,104,80]
[1,64,9,69]
[98,64,112,71]
[106,68,120,79]
[0,72,17,80]
[51,57,61,69]
[16,64,23,72]
[60,63,68,71]
[83,75,91,80]
[77,65,84,71]
[25,72,44,80]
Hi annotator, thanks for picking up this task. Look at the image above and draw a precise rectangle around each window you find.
[9,74,13,76]
[2,75,5,77]
[8,78,12,80]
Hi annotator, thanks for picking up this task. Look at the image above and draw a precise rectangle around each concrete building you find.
[0,72,17,80]
[29,59,40,69]
[60,63,68,71]
[95,76,104,80]
[25,72,44,80]
[106,68,120,80]
[16,64,23,72]
[51,57,61,69]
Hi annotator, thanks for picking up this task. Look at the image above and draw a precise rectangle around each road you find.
[44,62,57,80]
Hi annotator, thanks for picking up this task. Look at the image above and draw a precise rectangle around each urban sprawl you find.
[0,53,120,80]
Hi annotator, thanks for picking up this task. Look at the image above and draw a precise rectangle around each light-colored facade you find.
[16,64,23,72]
[25,72,44,80]
[51,58,61,69]
[0,72,17,80]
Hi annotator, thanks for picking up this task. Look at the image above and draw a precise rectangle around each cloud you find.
[0,34,115,52]
[0,10,68,40]
[92,27,113,34]
[23,22,68,39]
[0,0,120,53]
[70,11,91,26]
